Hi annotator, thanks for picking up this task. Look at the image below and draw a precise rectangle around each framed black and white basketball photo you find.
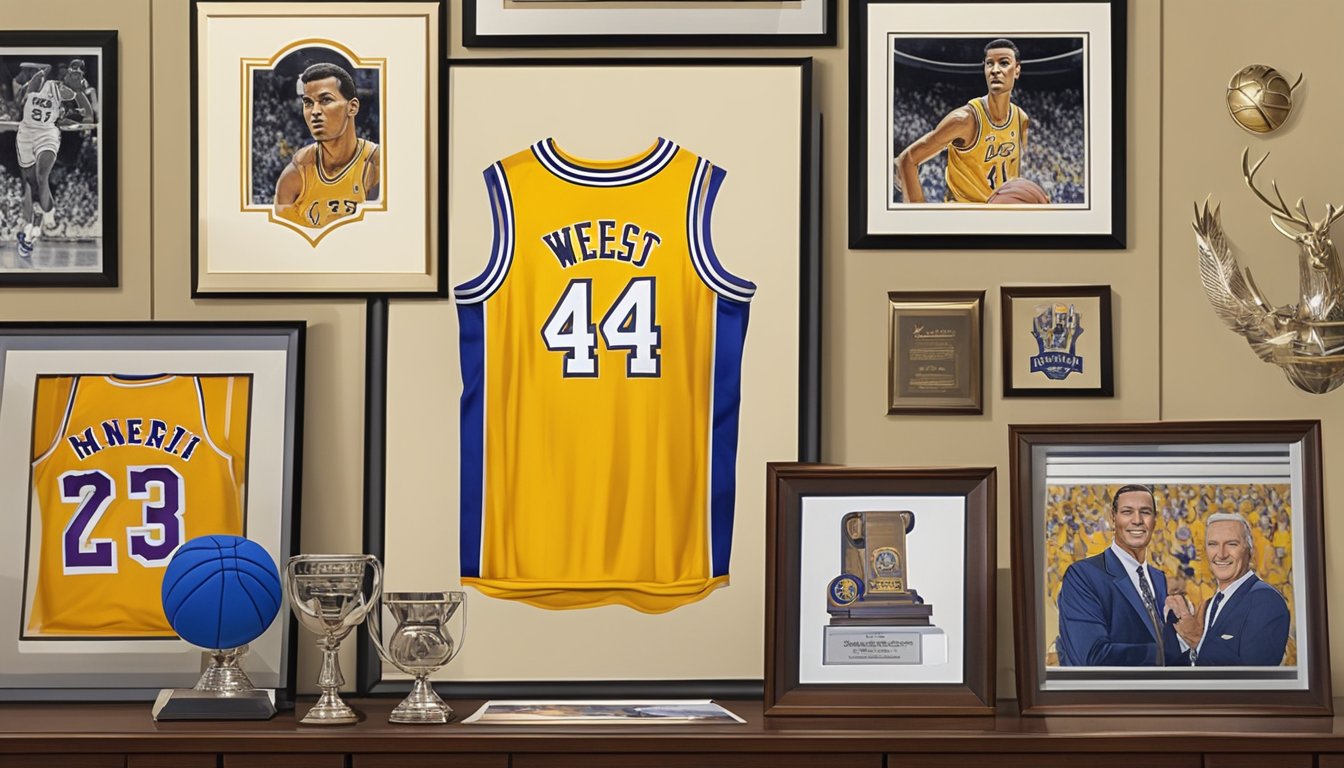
[0,31,117,287]
[849,0,1126,249]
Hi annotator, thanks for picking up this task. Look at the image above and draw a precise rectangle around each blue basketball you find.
[161,535,282,650]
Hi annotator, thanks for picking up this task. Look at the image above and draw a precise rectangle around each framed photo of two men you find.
[848,0,1126,249]
[190,1,445,297]
[1010,421,1331,715]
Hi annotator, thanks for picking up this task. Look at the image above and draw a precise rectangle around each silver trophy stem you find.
[194,645,256,694]
[302,638,356,725]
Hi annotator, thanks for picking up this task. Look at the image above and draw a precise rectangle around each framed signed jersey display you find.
[0,323,302,700]
[25,374,250,637]
[456,138,754,613]
[372,59,814,691]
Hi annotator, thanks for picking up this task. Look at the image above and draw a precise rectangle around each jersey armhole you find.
[952,101,982,155]
[31,376,79,466]
[688,161,755,303]
[453,163,515,304]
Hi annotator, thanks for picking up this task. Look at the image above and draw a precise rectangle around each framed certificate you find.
[887,290,984,414]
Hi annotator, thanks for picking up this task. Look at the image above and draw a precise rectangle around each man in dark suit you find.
[1164,512,1290,666]
[1056,484,1186,666]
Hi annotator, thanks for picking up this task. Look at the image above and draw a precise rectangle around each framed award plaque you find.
[886,290,984,414]
[765,463,997,717]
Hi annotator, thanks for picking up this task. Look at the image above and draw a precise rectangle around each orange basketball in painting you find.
[986,178,1050,204]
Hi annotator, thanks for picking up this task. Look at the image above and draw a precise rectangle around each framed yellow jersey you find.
[945,97,1027,203]
[455,138,754,614]
[24,374,250,637]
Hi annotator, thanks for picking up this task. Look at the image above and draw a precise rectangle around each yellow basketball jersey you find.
[26,375,250,637]
[945,97,1026,203]
[276,138,377,229]
[455,138,755,613]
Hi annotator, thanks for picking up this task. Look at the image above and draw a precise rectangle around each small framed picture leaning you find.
[1010,420,1331,715]
[0,31,117,287]
[765,463,996,717]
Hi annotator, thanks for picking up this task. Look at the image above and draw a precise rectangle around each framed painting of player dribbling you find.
[0,31,117,287]
[849,0,1126,249]
[191,1,446,297]
[1010,421,1331,716]
[0,322,303,701]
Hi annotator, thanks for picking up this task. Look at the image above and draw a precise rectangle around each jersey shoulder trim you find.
[687,158,755,302]
[453,162,515,304]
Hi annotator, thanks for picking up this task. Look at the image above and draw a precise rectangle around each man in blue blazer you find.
[1056,484,1186,666]
[1164,512,1290,666]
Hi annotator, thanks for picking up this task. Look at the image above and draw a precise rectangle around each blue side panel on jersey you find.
[458,302,486,579]
[709,297,751,578]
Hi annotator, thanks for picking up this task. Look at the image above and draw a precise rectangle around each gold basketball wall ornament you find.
[1226,64,1302,134]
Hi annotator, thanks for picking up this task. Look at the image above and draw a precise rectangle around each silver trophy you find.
[285,553,383,725]
[369,591,467,723]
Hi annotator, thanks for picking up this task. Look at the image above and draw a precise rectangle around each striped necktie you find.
[1135,565,1165,666]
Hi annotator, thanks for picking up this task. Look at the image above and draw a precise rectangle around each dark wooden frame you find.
[764,463,996,717]
[887,290,984,415]
[1009,420,1331,716]
[0,321,304,706]
[358,58,821,699]
[1000,285,1114,398]
[847,0,1127,249]
[189,0,448,298]
[462,0,836,48]
[0,31,118,287]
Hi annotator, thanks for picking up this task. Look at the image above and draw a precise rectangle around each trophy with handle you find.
[285,553,383,725]
[369,590,467,723]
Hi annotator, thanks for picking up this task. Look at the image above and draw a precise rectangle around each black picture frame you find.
[765,463,997,717]
[1001,284,1114,397]
[463,0,837,48]
[0,321,304,705]
[1010,420,1331,716]
[0,31,118,287]
[848,0,1127,249]
[359,57,821,698]
[190,0,447,298]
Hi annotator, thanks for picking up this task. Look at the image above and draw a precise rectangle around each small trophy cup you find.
[285,553,383,725]
[823,511,944,666]
[369,591,467,724]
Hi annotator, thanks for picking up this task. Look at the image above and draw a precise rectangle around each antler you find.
[1242,148,1344,238]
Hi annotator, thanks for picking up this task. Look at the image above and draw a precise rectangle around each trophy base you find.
[822,625,947,666]
[389,677,454,724]
[300,690,361,725]
[151,688,277,721]
[828,600,934,626]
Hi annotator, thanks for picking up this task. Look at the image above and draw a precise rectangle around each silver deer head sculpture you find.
[1193,149,1344,394]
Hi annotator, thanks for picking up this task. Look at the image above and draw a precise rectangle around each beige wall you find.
[2,0,1339,697]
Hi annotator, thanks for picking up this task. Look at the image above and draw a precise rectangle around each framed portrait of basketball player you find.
[190,1,445,297]
[764,463,996,717]
[0,31,118,287]
[463,0,836,48]
[1001,285,1113,397]
[0,322,303,702]
[361,58,820,698]
[849,0,1126,249]
[1010,420,1331,715]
